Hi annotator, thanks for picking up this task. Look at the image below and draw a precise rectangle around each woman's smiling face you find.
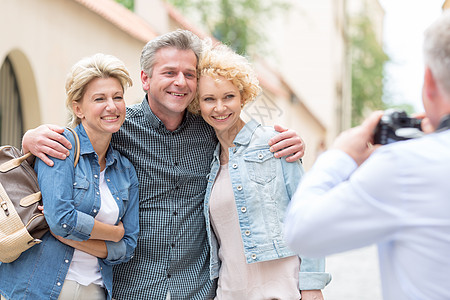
[198,75,243,136]
[73,77,126,137]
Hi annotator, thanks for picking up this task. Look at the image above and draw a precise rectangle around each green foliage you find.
[165,0,290,54]
[115,0,134,11]
[350,16,389,126]
[384,102,416,115]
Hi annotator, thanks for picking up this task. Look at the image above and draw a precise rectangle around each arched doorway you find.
[0,56,23,148]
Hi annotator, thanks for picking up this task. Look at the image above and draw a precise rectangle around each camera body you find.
[373,109,423,145]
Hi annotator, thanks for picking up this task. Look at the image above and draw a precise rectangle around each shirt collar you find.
[141,95,190,133]
[74,123,95,155]
[436,114,450,132]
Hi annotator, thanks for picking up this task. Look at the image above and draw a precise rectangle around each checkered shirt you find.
[111,97,217,300]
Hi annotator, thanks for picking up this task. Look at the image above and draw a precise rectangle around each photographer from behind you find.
[284,11,450,300]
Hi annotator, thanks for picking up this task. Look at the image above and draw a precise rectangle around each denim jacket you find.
[204,120,331,290]
[0,124,139,300]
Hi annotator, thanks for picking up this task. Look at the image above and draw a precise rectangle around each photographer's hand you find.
[332,111,383,166]
[412,112,435,133]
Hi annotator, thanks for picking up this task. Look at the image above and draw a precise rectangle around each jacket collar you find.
[233,119,261,146]
[74,123,118,167]
[212,119,261,159]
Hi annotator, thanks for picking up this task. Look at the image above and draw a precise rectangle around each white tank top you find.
[65,169,119,287]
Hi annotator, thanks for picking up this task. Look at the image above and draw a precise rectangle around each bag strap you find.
[0,152,33,173]
[65,127,80,168]
[0,127,80,173]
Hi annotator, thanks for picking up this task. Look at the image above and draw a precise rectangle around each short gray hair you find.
[140,29,203,77]
[423,10,450,95]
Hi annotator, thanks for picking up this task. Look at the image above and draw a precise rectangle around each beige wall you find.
[0,0,146,129]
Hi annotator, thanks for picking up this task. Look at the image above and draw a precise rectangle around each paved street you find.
[322,245,382,300]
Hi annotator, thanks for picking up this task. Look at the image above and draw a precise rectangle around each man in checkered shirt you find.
[22,30,305,299]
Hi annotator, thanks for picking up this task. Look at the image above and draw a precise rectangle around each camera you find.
[373,109,423,145]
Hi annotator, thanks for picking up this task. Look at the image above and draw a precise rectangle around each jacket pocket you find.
[243,149,276,184]
[118,189,129,213]
[72,175,89,206]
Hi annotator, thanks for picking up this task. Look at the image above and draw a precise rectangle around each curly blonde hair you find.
[188,40,261,114]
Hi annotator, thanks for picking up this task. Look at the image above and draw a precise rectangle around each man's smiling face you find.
[142,47,198,121]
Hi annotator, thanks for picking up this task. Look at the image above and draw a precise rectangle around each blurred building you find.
[444,0,450,10]
[0,0,382,168]
[260,0,352,163]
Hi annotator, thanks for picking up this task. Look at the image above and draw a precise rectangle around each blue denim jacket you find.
[204,120,331,290]
[0,124,139,300]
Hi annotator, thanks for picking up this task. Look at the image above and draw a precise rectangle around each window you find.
[0,57,24,148]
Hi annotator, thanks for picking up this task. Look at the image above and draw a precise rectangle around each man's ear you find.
[424,66,438,100]
[141,70,150,91]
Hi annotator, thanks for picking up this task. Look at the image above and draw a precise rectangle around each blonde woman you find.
[190,42,331,300]
[0,54,139,300]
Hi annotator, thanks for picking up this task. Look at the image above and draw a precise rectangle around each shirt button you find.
[96,191,100,195]
[57,282,61,286]
[73,182,77,186]
[258,153,263,159]
[233,148,237,153]
[62,224,67,228]
[93,209,97,213]
[106,179,110,182]
[116,197,119,200]
[232,163,238,169]
[241,207,247,213]
[237,185,243,191]
[245,230,250,236]
[251,254,257,260]
[64,259,69,264]
[94,174,98,178]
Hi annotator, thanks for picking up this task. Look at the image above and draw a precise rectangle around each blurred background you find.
[1,0,448,298]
